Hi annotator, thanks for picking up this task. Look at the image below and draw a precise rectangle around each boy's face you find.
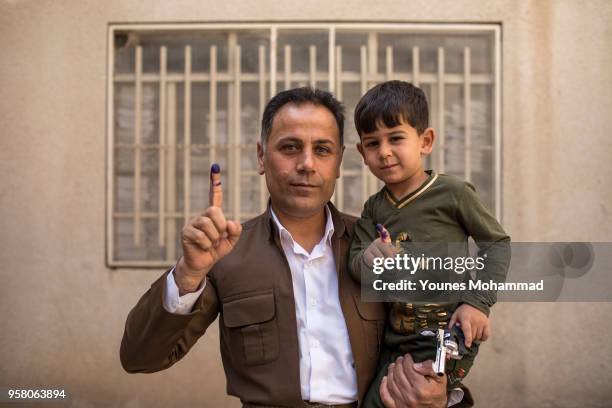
[357,119,435,189]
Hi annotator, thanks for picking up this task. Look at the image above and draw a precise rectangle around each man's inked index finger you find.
[209,163,223,207]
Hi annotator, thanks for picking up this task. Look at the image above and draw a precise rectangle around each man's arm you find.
[120,269,219,373]
[164,268,206,314]
[120,164,242,373]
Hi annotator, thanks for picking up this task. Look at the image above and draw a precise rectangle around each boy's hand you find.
[448,304,490,348]
[362,224,398,268]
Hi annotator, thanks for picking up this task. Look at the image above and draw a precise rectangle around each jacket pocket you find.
[223,290,279,365]
[353,293,386,358]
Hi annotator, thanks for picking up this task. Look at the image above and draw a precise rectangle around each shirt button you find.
[311,339,319,348]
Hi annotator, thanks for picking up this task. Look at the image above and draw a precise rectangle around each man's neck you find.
[271,205,327,253]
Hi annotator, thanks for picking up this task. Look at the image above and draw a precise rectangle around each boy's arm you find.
[457,182,511,316]
[348,197,378,283]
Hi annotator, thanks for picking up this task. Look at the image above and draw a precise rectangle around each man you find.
[120,88,455,407]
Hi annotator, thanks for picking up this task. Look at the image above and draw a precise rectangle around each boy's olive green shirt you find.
[348,171,511,316]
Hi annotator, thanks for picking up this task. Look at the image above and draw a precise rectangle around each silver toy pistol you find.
[433,328,462,376]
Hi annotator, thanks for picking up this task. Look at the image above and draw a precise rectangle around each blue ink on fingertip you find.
[211,163,221,173]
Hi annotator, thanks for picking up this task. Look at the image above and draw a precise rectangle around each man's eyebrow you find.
[275,136,303,144]
[313,139,336,145]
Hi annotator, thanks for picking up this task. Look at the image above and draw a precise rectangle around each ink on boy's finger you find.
[209,163,223,207]
[376,223,391,243]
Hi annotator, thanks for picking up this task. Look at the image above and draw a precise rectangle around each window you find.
[107,23,501,267]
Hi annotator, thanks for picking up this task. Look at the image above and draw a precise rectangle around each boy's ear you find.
[256,141,265,175]
[420,128,436,155]
[356,143,367,164]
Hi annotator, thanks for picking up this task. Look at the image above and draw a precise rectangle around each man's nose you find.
[297,150,315,171]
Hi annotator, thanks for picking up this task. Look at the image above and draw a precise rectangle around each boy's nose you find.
[379,145,392,160]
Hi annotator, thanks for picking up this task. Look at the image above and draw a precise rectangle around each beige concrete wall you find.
[1,0,611,406]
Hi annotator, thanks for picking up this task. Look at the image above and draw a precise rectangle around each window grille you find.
[107,23,501,267]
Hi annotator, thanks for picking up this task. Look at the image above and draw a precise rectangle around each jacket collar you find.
[263,201,347,244]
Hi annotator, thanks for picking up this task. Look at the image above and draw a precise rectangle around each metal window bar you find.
[258,45,268,212]
[309,45,317,88]
[108,23,500,267]
[437,47,446,174]
[210,45,218,169]
[359,45,369,198]
[334,44,344,209]
[284,45,292,90]
[165,82,178,261]
[464,46,472,183]
[232,45,242,221]
[158,46,167,247]
[183,45,192,227]
[133,46,143,246]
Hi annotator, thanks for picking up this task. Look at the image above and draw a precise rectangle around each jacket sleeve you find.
[120,269,220,373]
[457,182,511,316]
[348,196,378,284]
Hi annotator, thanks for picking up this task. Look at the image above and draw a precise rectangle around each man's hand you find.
[448,304,490,348]
[363,224,397,268]
[174,164,242,295]
[380,355,447,408]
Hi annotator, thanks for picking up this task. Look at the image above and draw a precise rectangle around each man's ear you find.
[356,143,367,164]
[420,128,436,155]
[336,145,346,179]
[256,141,265,175]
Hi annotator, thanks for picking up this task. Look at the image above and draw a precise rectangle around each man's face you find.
[257,103,343,219]
[357,120,434,189]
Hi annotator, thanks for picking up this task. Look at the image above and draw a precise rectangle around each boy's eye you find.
[390,135,405,142]
[364,141,379,148]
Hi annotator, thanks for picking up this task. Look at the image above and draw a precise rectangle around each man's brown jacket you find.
[120,204,387,407]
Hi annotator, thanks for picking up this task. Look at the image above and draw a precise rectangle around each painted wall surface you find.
[1,0,611,407]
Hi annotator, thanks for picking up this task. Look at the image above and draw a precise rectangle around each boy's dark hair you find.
[354,80,429,137]
[261,87,345,147]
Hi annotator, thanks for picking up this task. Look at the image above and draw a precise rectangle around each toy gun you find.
[433,327,467,376]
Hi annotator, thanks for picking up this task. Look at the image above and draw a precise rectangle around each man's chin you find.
[275,196,329,218]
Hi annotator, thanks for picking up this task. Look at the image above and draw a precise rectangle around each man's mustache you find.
[288,179,321,188]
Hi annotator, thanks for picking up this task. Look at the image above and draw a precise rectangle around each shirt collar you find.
[270,205,335,251]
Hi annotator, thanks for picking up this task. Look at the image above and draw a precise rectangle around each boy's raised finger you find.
[209,163,223,207]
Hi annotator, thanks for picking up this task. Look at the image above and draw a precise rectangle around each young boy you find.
[348,81,510,406]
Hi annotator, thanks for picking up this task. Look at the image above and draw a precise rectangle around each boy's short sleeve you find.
[348,196,378,283]
[456,182,511,316]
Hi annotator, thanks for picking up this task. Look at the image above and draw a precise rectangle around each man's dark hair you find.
[261,87,345,147]
[354,80,429,137]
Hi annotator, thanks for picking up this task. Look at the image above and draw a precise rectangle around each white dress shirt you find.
[269,206,358,404]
